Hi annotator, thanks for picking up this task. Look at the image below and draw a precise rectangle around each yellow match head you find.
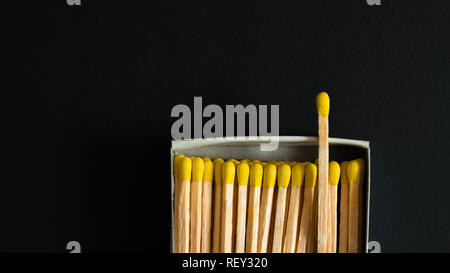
[173,154,185,179]
[347,160,361,184]
[263,164,277,188]
[203,159,214,182]
[241,159,250,164]
[277,164,291,188]
[202,156,211,161]
[261,162,268,167]
[192,157,205,181]
[316,91,330,117]
[329,161,340,186]
[305,163,317,188]
[213,158,224,185]
[237,162,250,186]
[314,159,319,166]
[250,163,263,187]
[180,157,192,181]
[291,163,305,187]
[340,161,349,185]
[222,161,236,185]
[357,158,365,183]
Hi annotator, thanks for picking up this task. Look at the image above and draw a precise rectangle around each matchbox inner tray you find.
[170,136,370,253]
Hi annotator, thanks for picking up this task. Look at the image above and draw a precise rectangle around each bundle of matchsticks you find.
[172,156,365,253]
[172,92,366,253]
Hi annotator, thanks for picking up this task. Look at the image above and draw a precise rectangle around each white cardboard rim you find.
[172,136,370,151]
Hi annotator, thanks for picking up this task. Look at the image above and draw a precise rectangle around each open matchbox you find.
[170,136,370,253]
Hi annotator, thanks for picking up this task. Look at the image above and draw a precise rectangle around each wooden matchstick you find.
[235,162,250,253]
[190,157,204,253]
[296,163,317,253]
[347,160,361,253]
[316,91,330,253]
[178,157,192,253]
[245,163,263,253]
[221,161,235,253]
[257,164,277,253]
[173,154,184,253]
[283,163,305,253]
[338,161,349,253]
[201,159,214,253]
[212,158,224,253]
[357,158,365,252]
[327,161,340,253]
[272,164,291,253]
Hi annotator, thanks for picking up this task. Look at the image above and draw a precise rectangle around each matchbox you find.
[170,136,370,253]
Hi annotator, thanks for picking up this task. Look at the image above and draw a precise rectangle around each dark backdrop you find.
[2,0,450,252]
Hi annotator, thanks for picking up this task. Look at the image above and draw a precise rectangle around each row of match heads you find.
[173,155,365,188]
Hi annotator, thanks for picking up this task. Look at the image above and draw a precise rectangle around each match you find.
[283,163,305,253]
[347,159,361,253]
[316,91,330,253]
[178,157,192,253]
[173,154,184,252]
[272,164,291,253]
[235,162,250,253]
[296,163,317,253]
[221,161,235,253]
[258,164,277,253]
[246,163,263,253]
[327,161,340,253]
[190,157,204,253]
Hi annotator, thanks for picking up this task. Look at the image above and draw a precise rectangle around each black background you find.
[2,0,450,253]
